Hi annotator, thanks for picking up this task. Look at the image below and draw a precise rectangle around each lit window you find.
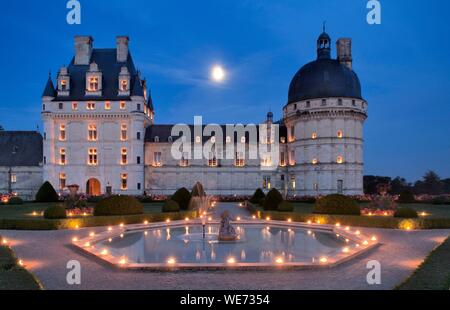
[290,176,296,190]
[121,174,128,190]
[59,173,66,190]
[88,124,97,141]
[105,101,111,110]
[120,80,128,91]
[240,136,246,143]
[121,124,128,141]
[263,176,271,189]
[195,136,201,143]
[89,77,99,91]
[261,156,272,167]
[337,156,344,164]
[87,102,96,110]
[280,151,286,167]
[312,158,318,165]
[61,80,67,91]
[60,148,66,165]
[88,148,98,166]
[153,152,162,167]
[289,150,295,165]
[337,130,343,139]
[72,102,78,111]
[121,148,127,165]
[180,152,189,167]
[312,132,317,140]
[11,174,17,183]
[120,101,126,110]
[280,137,286,144]
[59,124,66,141]
[208,152,218,167]
[226,136,231,143]
[235,152,245,167]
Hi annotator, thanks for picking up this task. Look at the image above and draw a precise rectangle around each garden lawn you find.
[0,236,42,290]
[0,202,195,230]
[397,236,450,290]
[292,202,450,219]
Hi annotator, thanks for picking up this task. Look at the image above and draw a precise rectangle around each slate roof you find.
[48,48,152,108]
[145,123,287,144]
[0,131,43,166]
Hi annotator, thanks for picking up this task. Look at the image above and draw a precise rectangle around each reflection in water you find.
[98,225,354,264]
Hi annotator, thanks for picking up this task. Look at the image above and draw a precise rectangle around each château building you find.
[0,30,367,200]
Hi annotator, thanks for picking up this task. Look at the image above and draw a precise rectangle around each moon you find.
[211,65,226,82]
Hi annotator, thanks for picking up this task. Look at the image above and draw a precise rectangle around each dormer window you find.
[121,80,128,91]
[105,101,111,110]
[57,66,70,96]
[89,77,99,91]
[85,62,102,96]
[120,101,126,110]
[118,66,130,96]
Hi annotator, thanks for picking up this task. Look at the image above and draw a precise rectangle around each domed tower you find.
[283,29,368,196]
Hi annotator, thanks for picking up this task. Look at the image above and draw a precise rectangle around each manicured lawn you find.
[0,201,194,230]
[292,202,450,219]
[0,236,42,290]
[397,236,450,290]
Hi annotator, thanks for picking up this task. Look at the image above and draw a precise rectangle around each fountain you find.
[218,211,238,242]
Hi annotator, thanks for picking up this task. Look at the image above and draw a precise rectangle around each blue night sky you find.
[0,0,449,182]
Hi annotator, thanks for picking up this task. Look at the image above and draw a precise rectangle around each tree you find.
[390,177,411,195]
[0,125,4,131]
[363,175,391,195]
[414,170,443,195]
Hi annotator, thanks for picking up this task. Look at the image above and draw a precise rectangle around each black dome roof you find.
[287,31,363,104]
[288,59,362,103]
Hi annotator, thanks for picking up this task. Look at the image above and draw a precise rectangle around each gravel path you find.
[1,203,449,290]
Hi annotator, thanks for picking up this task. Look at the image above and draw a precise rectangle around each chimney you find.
[116,36,129,63]
[336,38,352,70]
[74,36,93,65]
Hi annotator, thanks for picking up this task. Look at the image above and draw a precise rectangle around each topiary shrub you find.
[249,188,265,204]
[394,207,418,219]
[263,188,283,211]
[171,188,191,210]
[162,200,180,213]
[259,198,265,206]
[94,195,143,216]
[44,205,67,219]
[397,190,416,204]
[8,196,23,205]
[277,201,294,212]
[35,181,59,202]
[314,194,360,215]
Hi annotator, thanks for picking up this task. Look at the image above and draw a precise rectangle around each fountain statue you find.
[218,211,238,242]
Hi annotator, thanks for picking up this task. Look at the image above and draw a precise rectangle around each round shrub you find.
[44,205,67,219]
[277,201,294,212]
[162,200,180,213]
[249,188,265,204]
[313,194,360,215]
[94,195,143,216]
[8,196,23,205]
[171,188,191,210]
[35,181,59,202]
[394,207,418,219]
[397,190,415,204]
[259,198,265,206]
[263,188,283,211]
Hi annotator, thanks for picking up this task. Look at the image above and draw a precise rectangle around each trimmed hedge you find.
[43,205,67,219]
[397,190,416,204]
[278,201,294,212]
[394,207,418,219]
[263,188,283,211]
[0,210,197,230]
[250,188,265,204]
[7,197,23,205]
[94,195,143,216]
[162,200,180,213]
[35,181,59,203]
[314,194,360,215]
[171,188,191,210]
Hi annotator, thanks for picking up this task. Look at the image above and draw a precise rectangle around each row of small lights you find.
[1,238,25,267]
